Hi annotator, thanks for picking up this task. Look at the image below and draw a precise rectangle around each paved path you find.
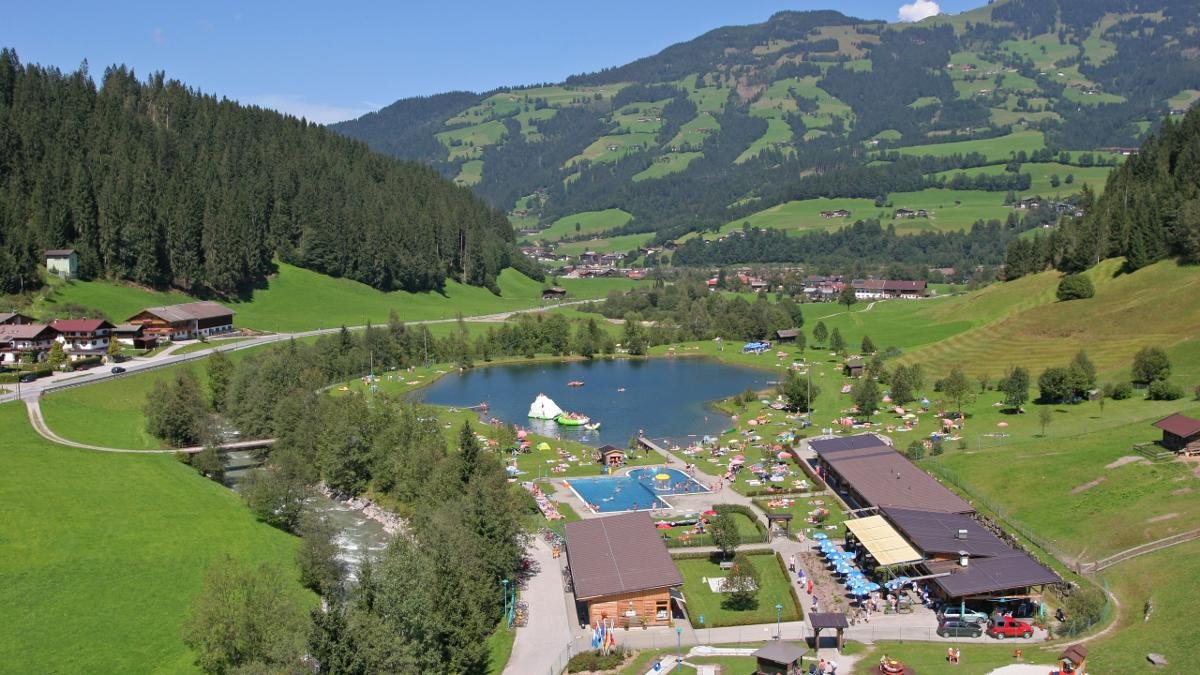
[505,537,574,675]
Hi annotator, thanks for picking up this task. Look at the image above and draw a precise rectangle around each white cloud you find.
[898,0,941,22]
[249,94,372,125]
[151,27,166,44]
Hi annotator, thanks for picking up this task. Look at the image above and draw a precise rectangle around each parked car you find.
[18,373,37,383]
[937,619,984,638]
[110,366,126,374]
[938,606,989,625]
[988,616,1034,639]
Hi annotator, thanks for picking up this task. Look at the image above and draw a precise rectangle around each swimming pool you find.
[566,467,710,513]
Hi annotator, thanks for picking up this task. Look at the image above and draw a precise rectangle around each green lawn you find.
[30,263,637,333]
[536,208,633,242]
[0,403,309,673]
[668,112,721,149]
[566,133,656,167]
[886,130,1046,162]
[172,336,255,355]
[454,159,484,186]
[677,553,801,628]
[486,624,516,674]
[736,118,794,163]
[633,152,704,181]
[555,233,654,257]
[853,640,1054,674]
[933,161,1113,196]
[41,364,209,450]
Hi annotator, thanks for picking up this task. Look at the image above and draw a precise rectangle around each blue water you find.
[568,467,709,513]
[417,357,771,447]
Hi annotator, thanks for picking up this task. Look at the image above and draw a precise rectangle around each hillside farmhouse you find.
[127,301,235,341]
[851,279,928,300]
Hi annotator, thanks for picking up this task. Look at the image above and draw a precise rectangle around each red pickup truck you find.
[987,616,1034,639]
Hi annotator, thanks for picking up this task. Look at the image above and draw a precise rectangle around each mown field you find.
[0,403,309,673]
[534,208,633,241]
[26,263,643,333]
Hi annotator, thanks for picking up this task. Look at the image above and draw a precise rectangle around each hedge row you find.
[773,551,806,620]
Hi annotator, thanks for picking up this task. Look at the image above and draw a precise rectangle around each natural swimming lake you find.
[418,357,772,447]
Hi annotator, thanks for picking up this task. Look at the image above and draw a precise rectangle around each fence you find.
[1080,528,1200,573]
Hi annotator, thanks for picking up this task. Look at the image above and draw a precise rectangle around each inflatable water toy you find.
[584,422,601,431]
[556,412,591,426]
[528,393,564,420]
[567,380,584,387]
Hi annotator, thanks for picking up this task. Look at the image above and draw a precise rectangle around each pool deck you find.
[562,466,713,515]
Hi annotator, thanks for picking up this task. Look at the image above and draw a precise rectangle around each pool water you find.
[567,467,710,513]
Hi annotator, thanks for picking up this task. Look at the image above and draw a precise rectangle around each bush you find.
[905,440,926,460]
[1056,273,1095,301]
[1132,347,1171,383]
[567,648,629,673]
[1146,379,1184,401]
[1110,381,1134,400]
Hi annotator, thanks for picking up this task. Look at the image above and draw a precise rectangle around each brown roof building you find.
[1152,413,1200,455]
[564,512,682,626]
[127,301,234,341]
[0,312,34,326]
[810,434,973,514]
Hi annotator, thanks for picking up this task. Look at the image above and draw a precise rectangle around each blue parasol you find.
[812,532,829,540]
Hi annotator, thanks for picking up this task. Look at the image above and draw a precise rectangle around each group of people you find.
[812,657,839,674]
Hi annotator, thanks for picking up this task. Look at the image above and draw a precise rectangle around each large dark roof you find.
[809,433,891,454]
[752,641,807,665]
[1153,413,1200,438]
[925,553,1059,597]
[881,507,1012,558]
[564,512,682,600]
[130,301,233,323]
[808,612,849,629]
[811,435,973,514]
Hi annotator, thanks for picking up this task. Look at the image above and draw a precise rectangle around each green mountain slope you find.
[332,0,1200,261]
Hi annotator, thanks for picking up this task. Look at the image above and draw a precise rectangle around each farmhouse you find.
[1152,413,1200,455]
[0,323,58,364]
[44,249,78,279]
[49,319,114,361]
[0,312,34,326]
[851,279,928,300]
[126,301,235,341]
[820,209,852,219]
[112,323,156,349]
[542,287,568,300]
[564,512,683,627]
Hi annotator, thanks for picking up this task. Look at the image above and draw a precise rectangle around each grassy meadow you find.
[535,208,633,241]
[26,263,642,333]
[0,403,309,673]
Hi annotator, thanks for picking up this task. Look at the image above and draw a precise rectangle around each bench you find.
[719,560,735,571]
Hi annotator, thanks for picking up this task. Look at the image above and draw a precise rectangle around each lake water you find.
[417,357,772,447]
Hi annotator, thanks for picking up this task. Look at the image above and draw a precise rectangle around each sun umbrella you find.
[537,441,552,451]
[851,585,871,596]
[860,582,881,593]
[812,532,829,540]
[834,563,854,575]
[735,454,746,461]
[702,509,718,516]
[517,430,528,439]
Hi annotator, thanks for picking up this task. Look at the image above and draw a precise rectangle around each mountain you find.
[332,0,1200,259]
[0,50,523,296]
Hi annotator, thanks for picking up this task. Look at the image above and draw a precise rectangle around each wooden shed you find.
[1152,413,1200,455]
[775,328,801,343]
[596,444,627,467]
[752,641,807,675]
[1058,643,1087,674]
[542,286,568,300]
[843,359,865,378]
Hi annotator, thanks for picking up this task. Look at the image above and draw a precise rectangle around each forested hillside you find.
[1005,105,1200,277]
[0,50,518,295]
[333,0,1200,262]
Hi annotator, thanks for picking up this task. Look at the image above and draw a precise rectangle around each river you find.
[417,356,773,447]
[222,449,391,580]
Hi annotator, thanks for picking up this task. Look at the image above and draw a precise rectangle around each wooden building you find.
[752,641,807,675]
[127,301,234,341]
[45,249,78,279]
[1152,413,1200,455]
[843,359,865,378]
[775,328,800,343]
[595,444,627,467]
[49,319,113,361]
[564,512,683,627]
[1059,643,1087,674]
[542,286,568,300]
[0,312,34,326]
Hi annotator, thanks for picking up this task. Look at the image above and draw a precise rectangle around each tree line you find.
[0,49,517,295]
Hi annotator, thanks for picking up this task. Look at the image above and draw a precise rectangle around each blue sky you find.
[3,1,978,124]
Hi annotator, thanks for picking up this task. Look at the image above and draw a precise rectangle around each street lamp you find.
[775,603,784,640]
[501,579,510,623]
[675,626,683,664]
